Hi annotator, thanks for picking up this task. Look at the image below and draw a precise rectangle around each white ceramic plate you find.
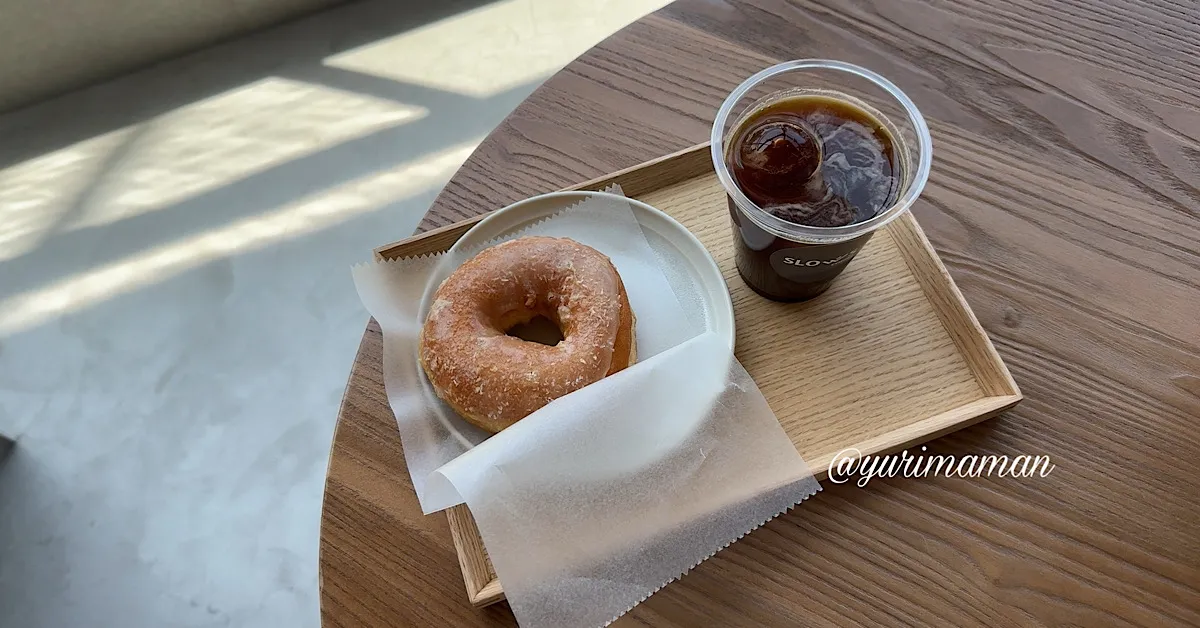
[417,190,735,449]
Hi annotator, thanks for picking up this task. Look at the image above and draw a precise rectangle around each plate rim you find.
[416,189,735,450]
[430,189,735,348]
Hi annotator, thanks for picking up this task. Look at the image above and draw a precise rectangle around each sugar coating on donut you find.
[419,236,636,433]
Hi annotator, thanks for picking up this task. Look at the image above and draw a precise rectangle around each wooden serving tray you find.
[376,142,1022,608]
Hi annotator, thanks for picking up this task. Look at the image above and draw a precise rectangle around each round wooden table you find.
[320,1,1200,625]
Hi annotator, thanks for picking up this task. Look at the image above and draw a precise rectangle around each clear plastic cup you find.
[711,60,932,301]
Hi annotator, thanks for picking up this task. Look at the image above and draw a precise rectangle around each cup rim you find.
[710,59,932,243]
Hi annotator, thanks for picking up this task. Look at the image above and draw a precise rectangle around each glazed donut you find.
[419,236,637,433]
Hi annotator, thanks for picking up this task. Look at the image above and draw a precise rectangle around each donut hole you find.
[505,314,564,346]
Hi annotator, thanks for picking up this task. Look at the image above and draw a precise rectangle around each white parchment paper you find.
[352,190,820,627]
[353,189,699,512]
[429,331,820,627]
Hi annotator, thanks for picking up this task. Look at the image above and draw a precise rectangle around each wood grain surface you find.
[320,1,1200,626]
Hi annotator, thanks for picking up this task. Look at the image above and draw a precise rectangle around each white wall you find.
[0,0,348,112]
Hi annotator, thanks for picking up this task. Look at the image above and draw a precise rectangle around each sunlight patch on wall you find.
[0,77,424,262]
[0,139,480,337]
[0,129,135,262]
[324,0,670,98]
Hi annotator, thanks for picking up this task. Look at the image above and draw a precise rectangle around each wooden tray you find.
[376,142,1022,607]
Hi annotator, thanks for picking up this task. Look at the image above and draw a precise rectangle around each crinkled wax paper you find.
[352,190,819,627]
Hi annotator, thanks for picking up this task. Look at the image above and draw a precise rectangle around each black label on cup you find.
[769,247,859,283]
